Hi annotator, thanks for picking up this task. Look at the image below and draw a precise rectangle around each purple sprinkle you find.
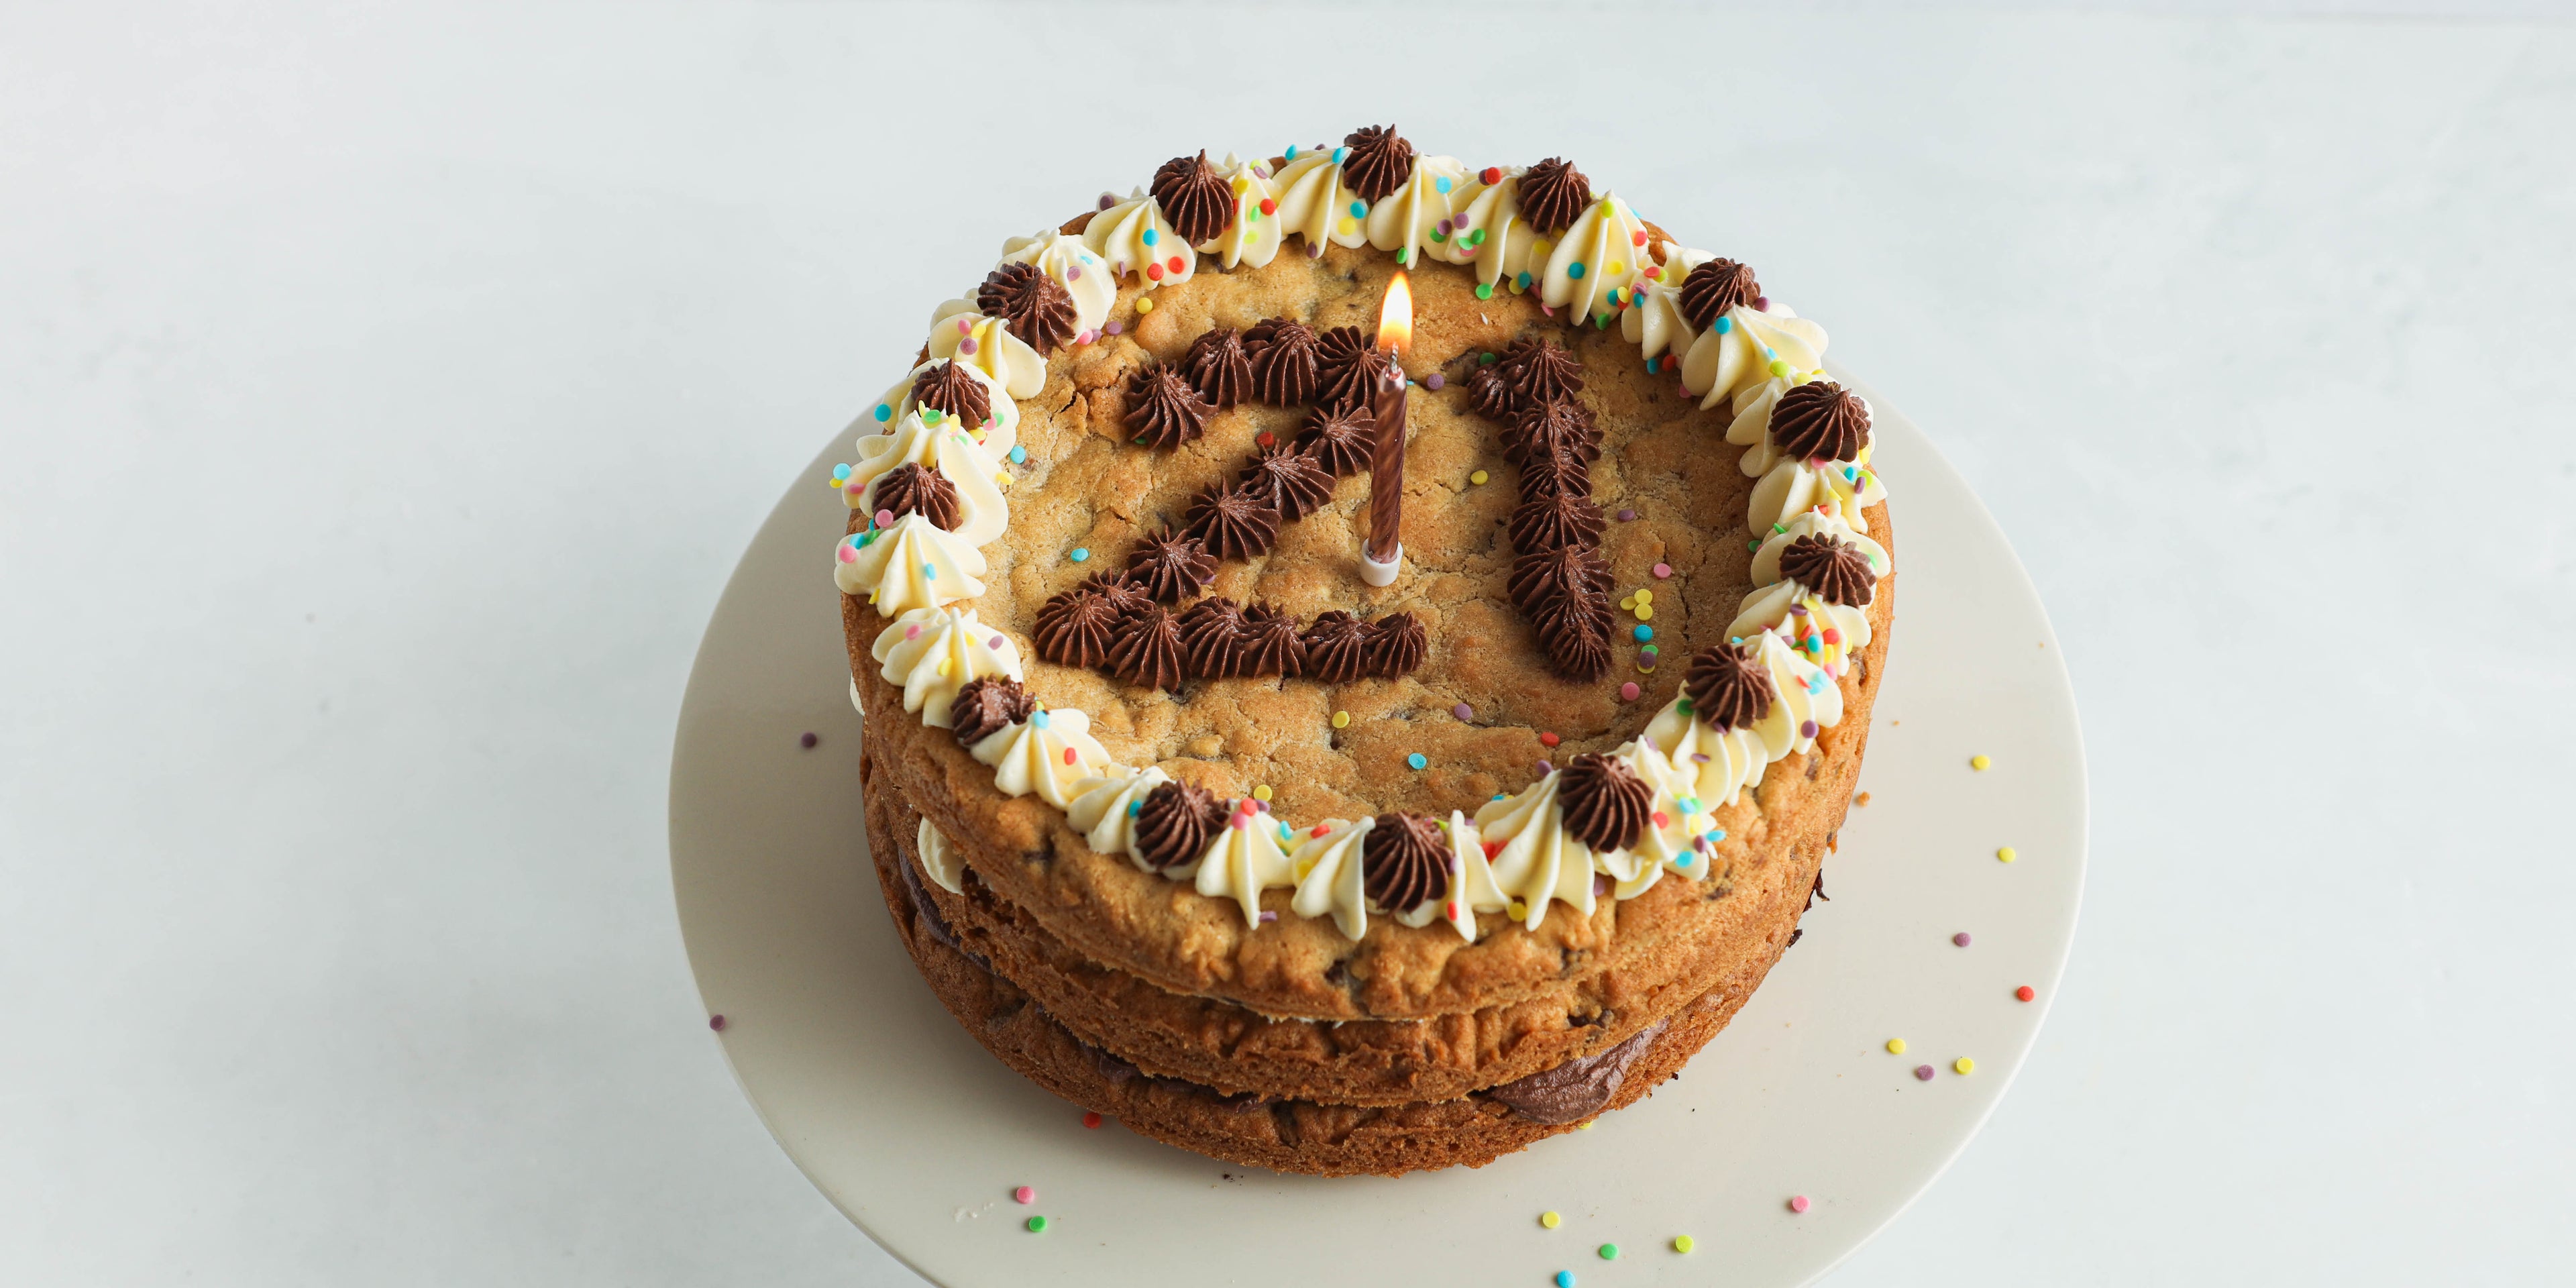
[988,635,1005,649]
[1452,702,1474,720]
[1258,910,1278,924]
[959,337,978,356]
[1914,1064,1934,1081]
[1535,759,1554,775]
[1638,732,1657,753]
[798,733,818,749]
[1434,218,1452,235]
[1953,932,1973,947]
[1754,295,1772,311]
[1098,193,1117,210]
[709,1014,727,1031]
[1105,320,1124,335]
[1616,508,1638,522]
[1424,372,1444,390]
[1066,264,1082,281]
[1691,753,1711,763]
[1635,647,1656,667]
[1308,243,1324,259]
[1800,720,1819,739]
[1790,604,1809,616]
[1252,164,1269,179]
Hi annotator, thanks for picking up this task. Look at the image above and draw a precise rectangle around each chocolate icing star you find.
[1364,612,1426,678]
[1556,753,1651,853]
[1778,533,1876,606]
[1123,364,1214,450]
[1185,326,1254,409]
[1516,157,1592,235]
[1120,531,1217,604]
[1237,603,1306,678]
[1509,491,1607,553]
[977,261,1076,354]
[1135,780,1225,872]
[1769,380,1870,462]
[1108,601,1187,692]
[1176,596,1247,680]
[870,462,959,531]
[1298,404,1377,478]
[1238,440,1336,521]
[1243,318,1321,405]
[948,676,1034,747]
[1182,481,1282,561]
[910,360,991,431]
[1315,325,1393,416]
[1150,150,1234,246]
[1684,641,1775,733]
[1032,576,1138,668]
[1678,258,1760,329]
[1338,124,1415,203]
[1362,811,1446,914]
[1300,610,1373,685]
[1508,544,1613,616]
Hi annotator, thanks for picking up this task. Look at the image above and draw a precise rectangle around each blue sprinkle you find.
[1556,1273,1576,1288]
[1843,466,1858,480]
[1128,800,1142,817]
[1331,146,1348,164]
[1141,228,1158,246]
[1434,176,1452,193]
[1707,828,1726,843]
[1407,753,1428,771]
[1515,271,1532,288]
[1633,625,1654,642]
[1010,445,1028,464]
[1645,357,1660,374]
[1031,709,1050,728]
[921,562,936,579]
[1567,262,1587,280]
[1764,345,1777,360]
[1347,199,1364,219]
[1714,317,1733,334]
[1285,144,1299,160]
[1067,547,1090,562]
[1493,794,1508,802]
[873,405,892,423]
[831,464,851,480]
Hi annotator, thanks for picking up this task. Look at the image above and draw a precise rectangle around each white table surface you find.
[3,4,2569,1285]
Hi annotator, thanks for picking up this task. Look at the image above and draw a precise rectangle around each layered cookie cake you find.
[833,127,1893,1177]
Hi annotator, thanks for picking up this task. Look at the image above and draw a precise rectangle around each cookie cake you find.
[829,126,1894,1177]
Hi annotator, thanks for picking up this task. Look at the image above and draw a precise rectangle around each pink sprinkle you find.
[1077,329,1096,345]
[708,1014,727,1031]
[1619,682,1642,701]
[988,635,1005,649]
[959,337,978,356]
[1953,932,1972,947]
[1231,814,1248,830]
[904,625,922,640]
[1788,1195,1811,1214]
[1914,1064,1935,1081]
[1615,508,1638,522]
[836,546,857,564]
[1013,1185,1035,1204]
[957,318,973,335]
[1258,910,1278,922]
[1452,702,1474,720]
[1652,562,1672,579]
[1066,264,1081,280]
[875,508,896,529]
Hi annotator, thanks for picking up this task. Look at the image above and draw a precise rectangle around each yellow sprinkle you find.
[1970,755,1992,771]
[1953,1057,1976,1075]
[1607,259,1625,274]
[996,473,1014,488]
[1507,898,1529,920]
[1997,846,2018,863]
[1252,784,1273,802]
[1331,710,1350,729]
[1635,589,1653,604]
[1468,470,1489,485]
[1540,1211,1562,1229]
[935,658,953,678]
[1620,596,1638,612]
[1135,297,1155,314]
[1576,1120,1595,1130]
[1635,604,1654,621]
[1885,1038,1907,1055]
[1338,216,1358,235]
[1231,175,1250,195]
[1674,1236,1695,1253]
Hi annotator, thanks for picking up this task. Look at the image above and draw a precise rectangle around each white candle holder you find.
[1358,539,1403,587]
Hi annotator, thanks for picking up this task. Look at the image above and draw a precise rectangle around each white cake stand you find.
[670,371,2087,1287]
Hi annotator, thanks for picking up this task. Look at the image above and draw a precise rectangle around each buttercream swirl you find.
[1288,816,1376,941]
[1200,152,1283,270]
[1082,186,1197,286]
[925,297,1047,400]
[1268,146,1372,252]
[870,605,1025,728]
[1747,439,1888,535]
[1539,193,1651,321]
[834,513,987,615]
[1680,297,1827,410]
[1364,152,1471,269]
[914,816,965,895]
[996,228,1116,334]
[1065,766,1173,871]
[842,409,1010,545]
[1618,242,1709,362]
[1472,771,1602,930]
[970,705,1119,809]
[1194,800,1298,926]
[1434,166,1541,289]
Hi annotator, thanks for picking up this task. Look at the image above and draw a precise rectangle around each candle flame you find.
[1375,269,1412,354]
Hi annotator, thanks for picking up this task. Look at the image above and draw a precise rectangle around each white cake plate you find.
[670,372,2087,1288]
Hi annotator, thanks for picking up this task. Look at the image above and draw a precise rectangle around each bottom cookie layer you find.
[865,780,1799,1177]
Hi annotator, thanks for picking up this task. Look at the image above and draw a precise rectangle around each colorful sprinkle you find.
[1332,710,1350,729]
[1135,297,1155,313]
[1598,1244,1619,1260]
[1788,1195,1811,1214]
[1954,1057,1976,1075]
[1886,1038,1907,1054]
[1540,1210,1562,1229]
[1996,846,2017,863]
[1673,1236,1695,1254]
[1615,508,1637,521]
[1539,731,1560,747]
[1970,754,1992,771]
[1024,1216,1047,1233]
[1452,703,1474,721]
[1632,625,1654,642]
[1534,759,1553,775]
[1475,282,1493,299]
[1619,682,1641,701]
[1914,1064,1935,1081]
[1554,1273,1576,1288]
[708,1014,726,1031]
[1468,469,1489,485]
[1068,547,1090,563]
[1953,932,1973,947]
[1104,320,1123,335]
[1567,262,1586,279]
[799,732,818,749]
[1013,1185,1035,1204]
[1652,562,1672,578]
[1407,753,1428,770]
[1081,1111,1103,1128]
[2017,985,2037,1002]
[1252,784,1273,802]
